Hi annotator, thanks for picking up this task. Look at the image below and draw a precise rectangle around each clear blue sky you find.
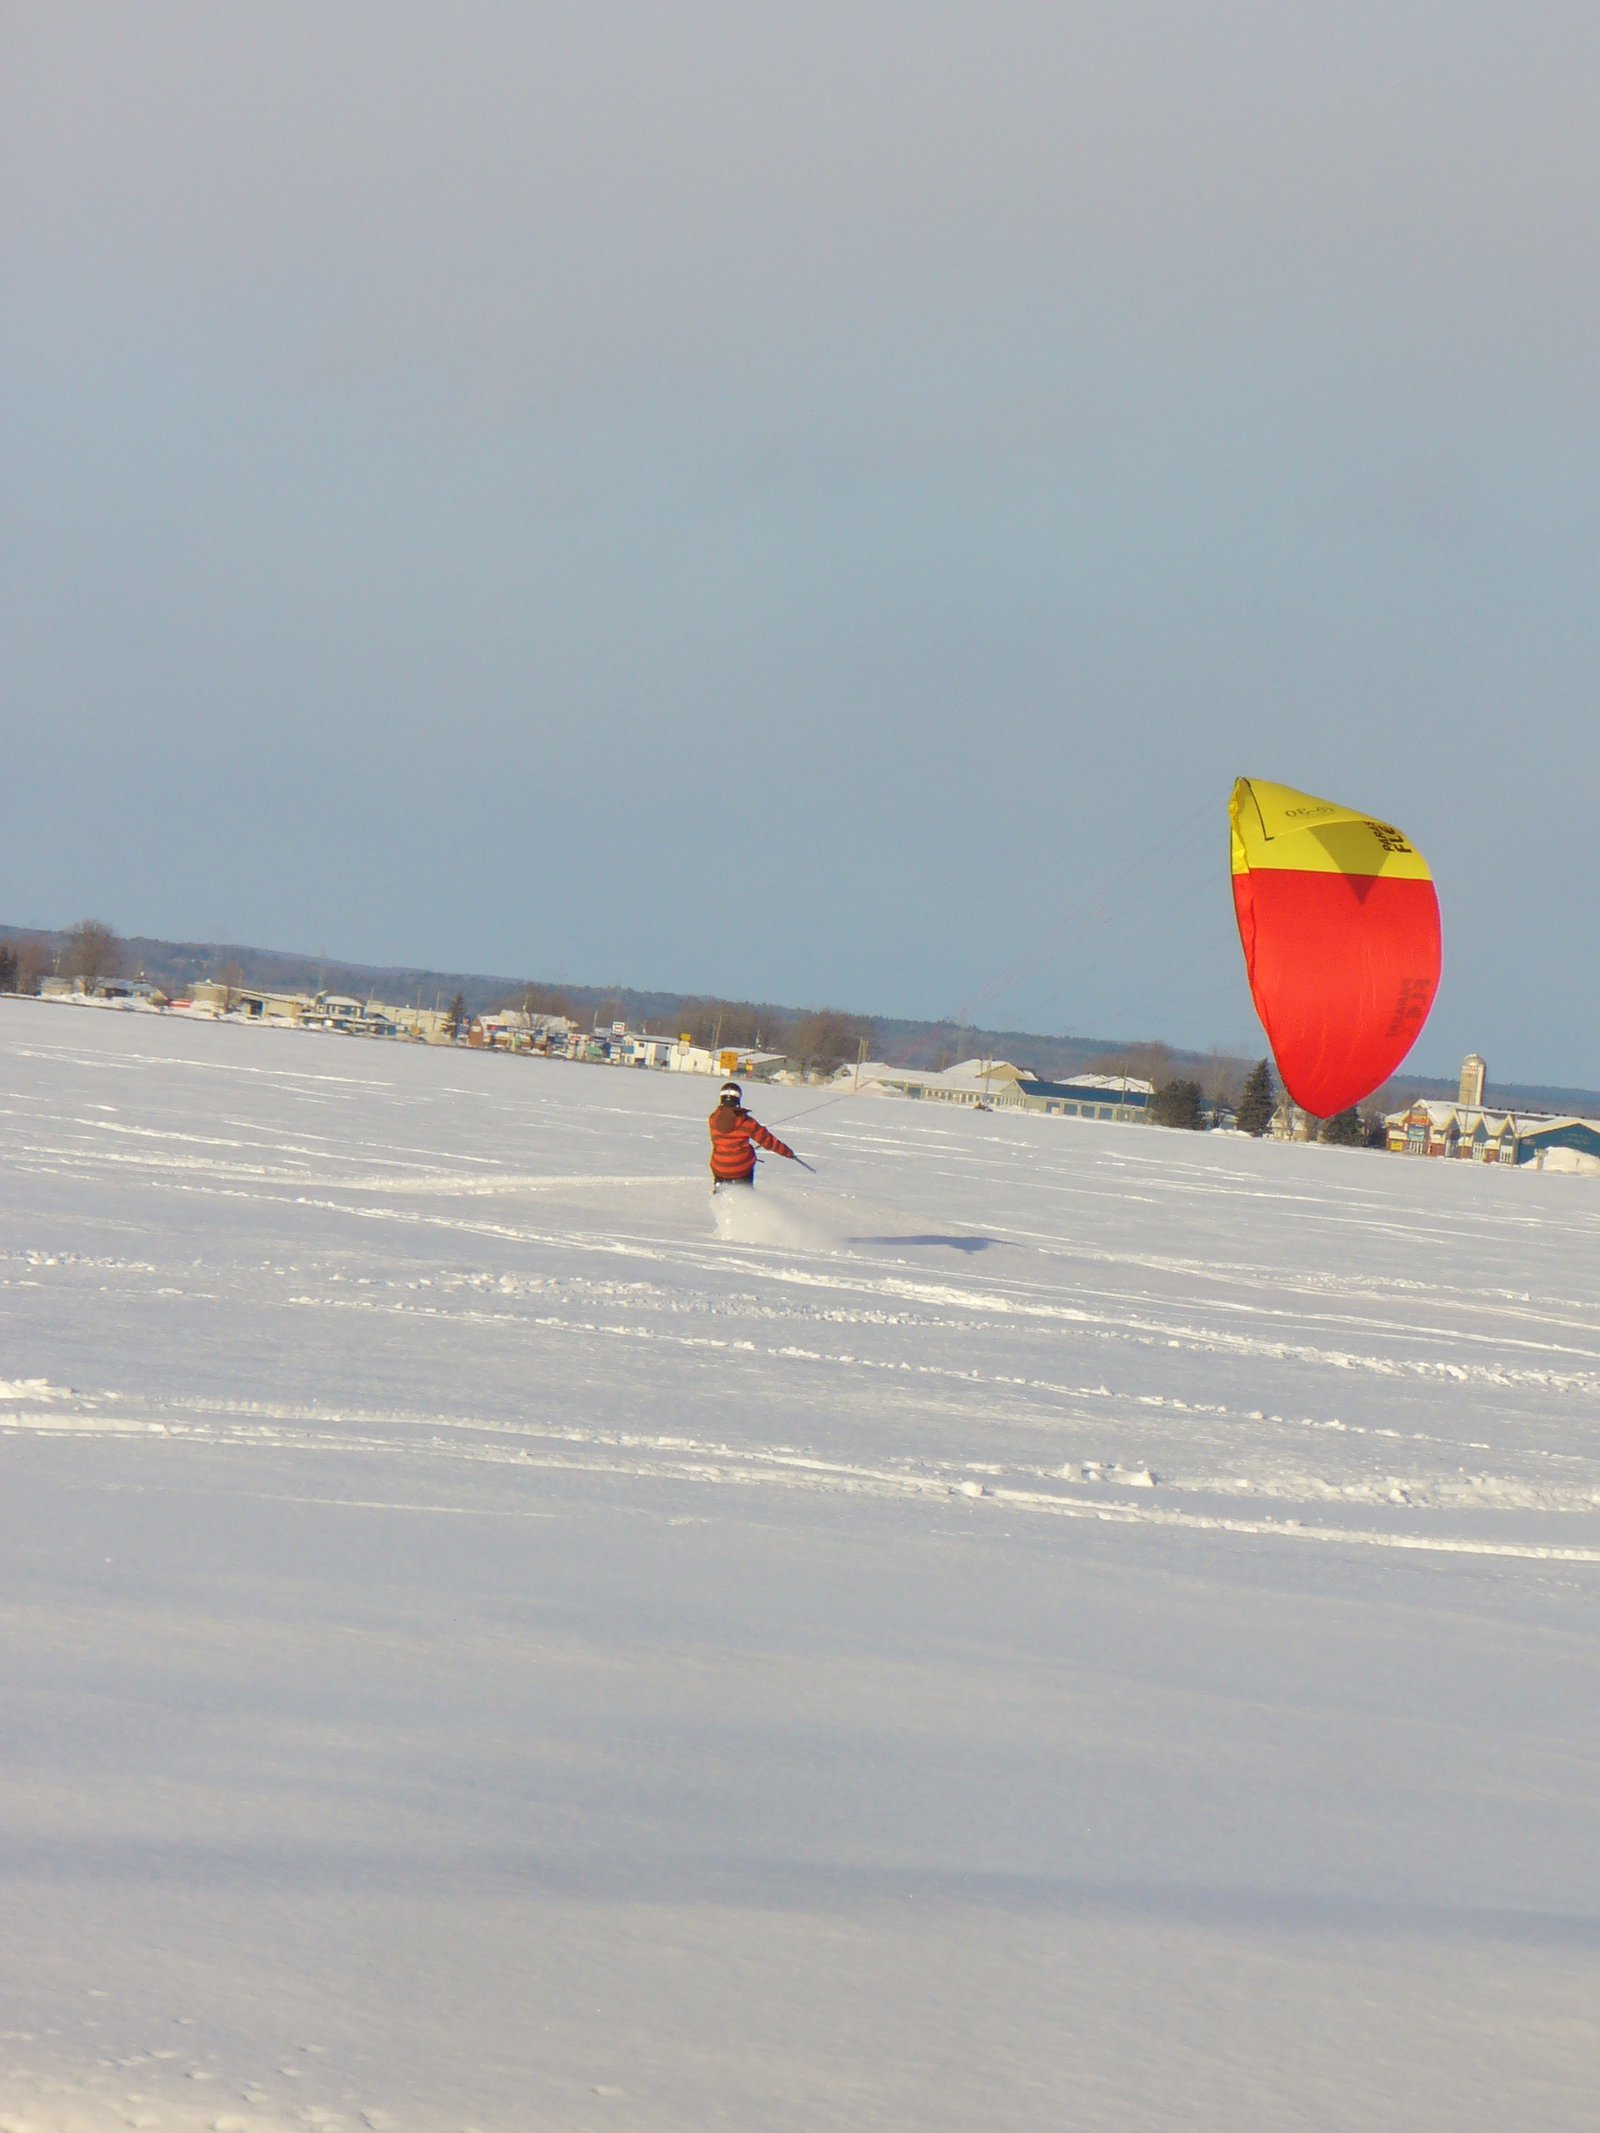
[5,4,1597,1083]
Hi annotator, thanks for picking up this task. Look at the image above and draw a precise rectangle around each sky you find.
[5,3,1599,1084]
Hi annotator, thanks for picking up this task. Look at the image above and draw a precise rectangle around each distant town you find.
[4,920,1598,1174]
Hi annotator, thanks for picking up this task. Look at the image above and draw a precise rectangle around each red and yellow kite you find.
[1230,778,1441,1119]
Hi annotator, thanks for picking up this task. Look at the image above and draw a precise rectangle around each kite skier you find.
[709,1080,799,1191]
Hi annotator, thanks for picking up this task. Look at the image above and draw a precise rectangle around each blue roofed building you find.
[842,1060,1153,1121]
[1385,1099,1600,1172]
[993,1073,1153,1123]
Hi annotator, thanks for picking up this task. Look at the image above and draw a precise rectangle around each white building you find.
[670,1041,787,1080]
[387,1005,455,1042]
[614,1033,675,1068]
[834,1059,1156,1121]
[185,981,310,1023]
[842,1059,1036,1106]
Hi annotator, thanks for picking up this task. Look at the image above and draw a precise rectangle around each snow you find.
[837,1058,1035,1095]
[1536,1145,1600,1175]
[2,996,1597,2131]
[1065,1071,1156,1094]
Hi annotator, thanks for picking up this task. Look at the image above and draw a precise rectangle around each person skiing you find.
[709,1080,797,1189]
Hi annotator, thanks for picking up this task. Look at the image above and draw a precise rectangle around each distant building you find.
[303,994,369,1032]
[995,1072,1153,1122]
[1385,1099,1600,1172]
[1458,1053,1487,1107]
[613,1032,675,1069]
[471,1009,576,1052]
[667,1040,719,1075]
[841,1059,1033,1105]
[187,981,311,1022]
[40,976,167,1008]
[917,1060,1035,1107]
[388,1005,455,1043]
[243,988,311,1024]
[839,1059,1153,1121]
[670,1041,787,1080]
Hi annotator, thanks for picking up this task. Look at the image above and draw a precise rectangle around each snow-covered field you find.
[3,999,1597,2132]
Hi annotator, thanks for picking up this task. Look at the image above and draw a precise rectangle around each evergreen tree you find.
[1236,1058,1275,1136]
[1151,1077,1205,1130]
[1319,1106,1365,1146]
[0,945,17,993]
[447,992,466,1038]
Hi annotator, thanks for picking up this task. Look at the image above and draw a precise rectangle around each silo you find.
[1458,1054,1487,1108]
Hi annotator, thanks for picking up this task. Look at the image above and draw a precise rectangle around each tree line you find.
[1,927,878,1081]
[1148,1054,1387,1145]
[483,985,877,1081]
[2,925,1391,1135]
[0,920,122,996]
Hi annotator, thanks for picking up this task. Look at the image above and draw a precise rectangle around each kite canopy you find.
[1229,778,1441,1119]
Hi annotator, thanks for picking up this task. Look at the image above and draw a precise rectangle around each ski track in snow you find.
[4,1002,1600,2132]
[2,1005,1599,1562]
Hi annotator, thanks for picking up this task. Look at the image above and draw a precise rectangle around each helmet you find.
[719,1080,743,1103]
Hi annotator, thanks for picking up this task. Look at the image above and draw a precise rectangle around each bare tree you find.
[517,983,576,1022]
[11,936,51,995]
[62,920,123,990]
[215,960,247,1011]
[676,997,779,1052]
[1105,1039,1172,1088]
[787,1009,875,1080]
[1201,1047,1249,1113]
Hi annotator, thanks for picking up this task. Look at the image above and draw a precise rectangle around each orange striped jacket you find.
[709,1105,793,1181]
